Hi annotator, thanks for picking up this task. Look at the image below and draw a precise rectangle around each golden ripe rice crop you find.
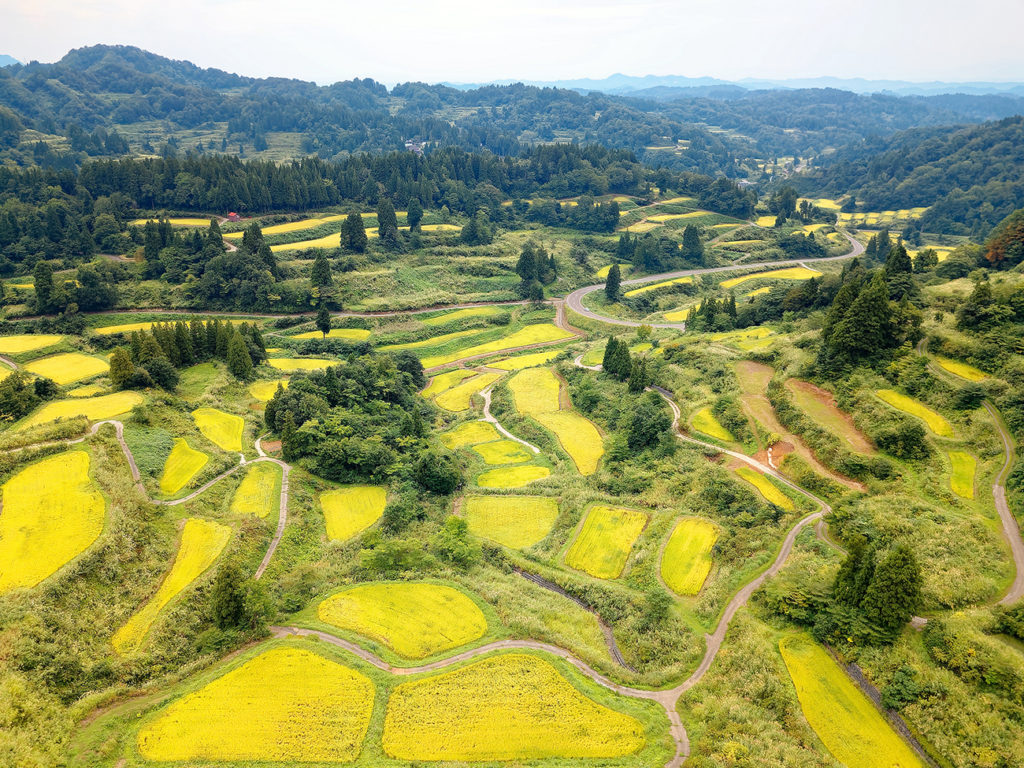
[420,324,574,368]
[948,451,976,500]
[595,263,627,279]
[320,485,387,542]
[94,321,160,335]
[509,368,561,415]
[487,348,564,370]
[248,378,288,401]
[268,357,335,371]
[112,518,230,654]
[433,372,501,412]
[691,407,733,441]
[380,328,484,352]
[270,232,342,252]
[876,389,954,437]
[130,217,213,227]
[623,276,693,298]
[67,384,105,397]
[779,636,924,768]
[647,211,705,222]
[382,653,644,761]
[160,439,208,495]
[137,647,374,762]
[422,306,503,326]
[192,407,244,451]
[464,495,558,548]
[18,391,143,430]
[476,465,550,488]
[422,368,477,398]
[565,505,647,579]
[291,328,372,340]
[0,451,104,595]
[719,266,821,290]
[440,420,499,449]
[661,518,718,595]
[222,214,345,238]
[935,356,987,382]
[473,439,532,465]
[24,352,109,385]
[535,411,603,475]
[230,463,281,517]
[0,334,63,353]
[745,286,771,297]
[318,582,487,658]
[735,466,794,510]
[756,215,777,227]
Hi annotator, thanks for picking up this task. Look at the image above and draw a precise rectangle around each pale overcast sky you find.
[1,0,1022,85]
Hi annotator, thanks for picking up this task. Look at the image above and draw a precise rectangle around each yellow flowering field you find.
[0,334,63,353]
[876,389,954,437]
[476,465,550,488]
[291,328,372,340]
[137,647,375,762]
[623,275,693,298]
[112,518,230,654]
[433,372,501,412]
[420,324,574,368]
[0,451,105,595]
[18,391,143,430]
[318,582,487,658]
[464,495,558,548]
[422,368,477,398]
[248,378,288,401]
[440,420,499,449]
[779,636,924,768]
[934,356,987,382]
[948,450,976,500]
[691,407,733,441]
[230,462,281,517]
[661,518,718,595]
[486,348,564,370]
[380,328,484,352]
[719,266,821,290]
[192,407,244,451]
[473,439,532,465]
[320,485,387,542]
[535,411,603,474]
[382,653,644,761]
[735,466,794,510]
[422,306,503,326]
[159,439,209,495]
[267,357,335,371]
[565,505,648,579]
[509,367,561,415]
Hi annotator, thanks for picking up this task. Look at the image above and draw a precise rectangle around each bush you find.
[414,449,462,494]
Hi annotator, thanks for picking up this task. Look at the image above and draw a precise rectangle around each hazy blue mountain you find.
[0,55,19,67]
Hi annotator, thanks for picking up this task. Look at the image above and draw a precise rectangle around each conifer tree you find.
[311,252,333,287]
[377,198,400,249]
[341,212,368,253]
[682,224,704,264]
[407,198,424,231]
[33,261,53,313]
[109,347,135,389]
[601,336,619,370]
[227,331,253,380]
[316,303,331,338]
[860,544,922,634]
[605,263,621,301]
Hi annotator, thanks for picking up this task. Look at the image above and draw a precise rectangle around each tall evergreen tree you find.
[601,336,619,371]
[33,261,54,313]
[860,544,922,634]
[227,331,253,379]
[316,303,331,338]
[109,347,135,389]
[605,263,621,301]
[681,224,704,264]
[311,252,333,287]
[341,212,367,253]
[406,198,424,231]
[376,198,400,249]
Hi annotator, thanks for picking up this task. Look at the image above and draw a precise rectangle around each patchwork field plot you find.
[248,378,288,401]
[382,653,644,761]
[320,485,387,542]
[317,582,487,658]
[948,451,976,499]
[67,384,104,398]
[419,324,574,368]
[735,466,794,510]
[270,232,342,252]
[94,321,161,336]
[661,518,718,595]
[18,391,144,430]
[440,420,499,449]
[381,328,485,352]
[112,518,230,654]
[433,372,501,412]
[422,368,477,397]
[509,367,561,415]
[535,411,604,475]
[691,407,733,442]
[719,267,821,290]
[160,439,209,495]
[623,275,693,298]
[464,495,559,548]
[565,505,648,579]
[137,647,374,762]
[0,334,63,354]
[23,352,110,385]
[595,263,627,279]
[291,328,372,341]
[876,389,954,438]
[192,407,244,451]
[267,357,335,372]
[223,214,345,238]
[785,379,874,454]
[422,306,503,326]
[486,348,564,370]
[755,215,776,227]
[0,451,104,594]
[473,439,532,465]
[934,357,987,381]
[130,217,212,227]
[476,465,551,488]
[230,463,281,517]
[779,636,924,768]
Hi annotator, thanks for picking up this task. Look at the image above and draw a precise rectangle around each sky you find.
[1,0,1023,86]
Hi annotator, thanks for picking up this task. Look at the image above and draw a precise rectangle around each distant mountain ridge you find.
[0,55,19,67]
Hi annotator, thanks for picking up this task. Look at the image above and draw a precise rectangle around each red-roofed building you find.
[226,211,241,222]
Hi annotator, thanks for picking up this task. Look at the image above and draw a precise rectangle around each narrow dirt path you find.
[479,386,540,454]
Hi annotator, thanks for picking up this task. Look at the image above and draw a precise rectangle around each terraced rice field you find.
[291,328,372,341]
[691,407,733,441]
[160,439,209,495]
[94,321,161,335]
[623,276,693,298]
[0,452,105,594]
[719,267,821,290]
[876,389,954,438]
[745,286,771,298]
[223,214,345,238]
[112,518,231,654]
[535,411,604,475]
[320,485,387,542]
[756,215,776,227]
[661,518,718,595]
[647,211,706,222]
[440,420,499,449]
[18,391,144,430]
[486,349,564,370]
[464,495,559,548]
[433,372,501,412]
[422,306,503,326]
[476,465,551,488]
[318,582,487,658]
[735,466,794,510]
[785,379,874,454]
[934,357,987,381]
[565,505,648,579]
[779,636,924,768]
[948,451,976,499]
[422,368,477,397]
[509,368,561,415]
[595,263,627,279]
[20,351,106,384]
[662,305,696,322]
[382,653,644,761]
[192,407,244,451]
[67,384,105,397]
[267,358,335,372]
[0,334,63,353]
[269,232,342,252]
[230,463,281,517]
[137,647,375,762]
[248,379,288,401]
[130,217,213,227]
[380,328,485,352]
[473,440,532,465]
[420,324,574,368]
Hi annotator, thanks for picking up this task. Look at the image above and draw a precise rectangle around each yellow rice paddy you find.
[476,465,551,488]
[433,372,501,412]
[23,351,109,386]
[440,420,500,449]
[735,466,794,510]
[222,214,345,238]
[130,217,213,227]
[565,505,648,579]
[380,328,485,352]
[248,379,288,401]
[691,407,733,441]
[291,328,372,341]
[420,324,574,368]
[509,368,561,415]
[934,357,987,382]
[719,267,821,290]
[473,440,532,465]
[94,321,160,335]
[486,349,565,370]
[661,518,718,595]
[623,276,693,298]
[192,407,244,452]
[159,439,209,495]
[320,485,387,542]
[876,389,954,438]
[230,463,281,517]
[948,451,976,500]
[535,411,604,475]
[18,391,143,430]
[422,306,503,326]
[0,334,63,353]
[267,358,335,372]
[67,384,105,397]
[464,495,559,548]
